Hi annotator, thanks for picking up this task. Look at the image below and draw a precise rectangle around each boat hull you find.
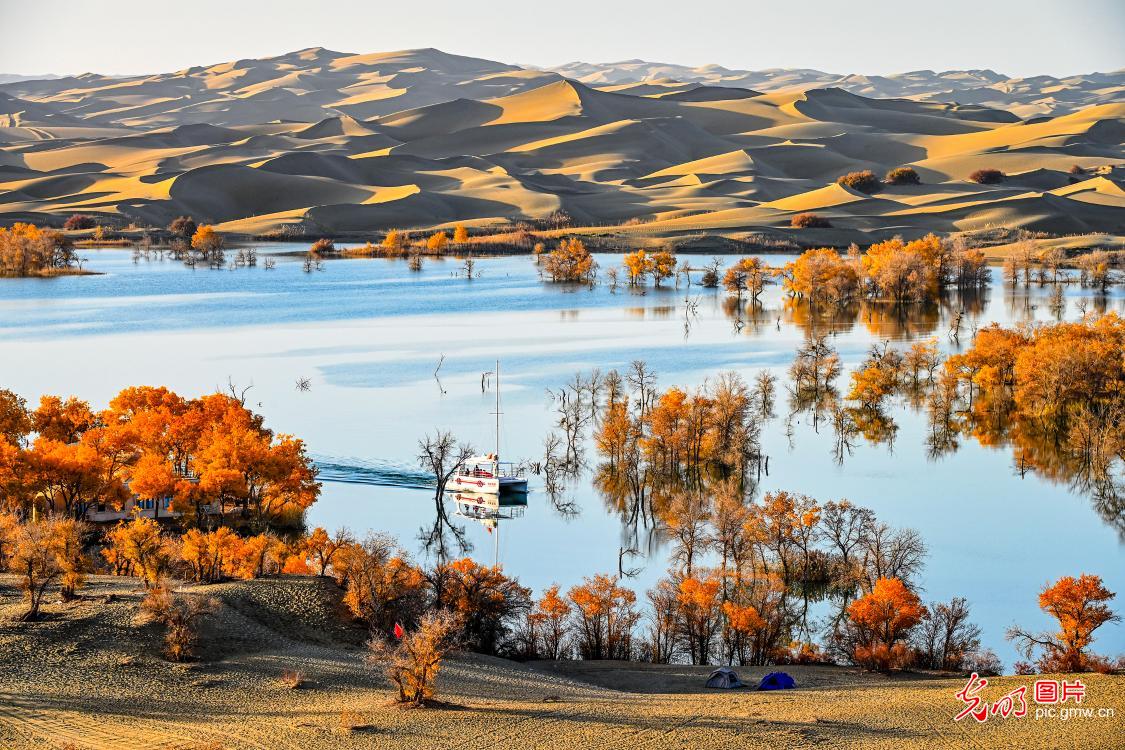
[449,475,500,493]
[449,475,527,494]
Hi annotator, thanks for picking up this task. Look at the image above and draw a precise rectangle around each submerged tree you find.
[417,431,475,560]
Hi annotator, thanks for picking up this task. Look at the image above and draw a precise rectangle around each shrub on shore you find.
[137,583,217,661]
[366,609,461,706]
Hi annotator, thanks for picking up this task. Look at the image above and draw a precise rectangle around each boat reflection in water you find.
[449,489,528,565]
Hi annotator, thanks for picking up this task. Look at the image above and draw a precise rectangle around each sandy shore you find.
[0,575,1120,749]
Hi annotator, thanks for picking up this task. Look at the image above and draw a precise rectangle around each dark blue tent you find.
[757,671,796,691]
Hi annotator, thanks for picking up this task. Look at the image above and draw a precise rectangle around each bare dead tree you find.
[223,377,253,405]
[433,355,447,395]
[416,431,475,561]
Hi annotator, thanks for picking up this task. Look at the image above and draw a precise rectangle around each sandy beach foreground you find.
[0,576,1120,750]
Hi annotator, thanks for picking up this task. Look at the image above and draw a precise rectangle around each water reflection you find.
[4,246,1124,662]
[449,490,528,566]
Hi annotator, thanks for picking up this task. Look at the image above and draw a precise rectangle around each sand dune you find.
[0,48,1121,237]
[548,60,1125,118]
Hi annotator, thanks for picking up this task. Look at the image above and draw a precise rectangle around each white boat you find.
[448,361,528,494]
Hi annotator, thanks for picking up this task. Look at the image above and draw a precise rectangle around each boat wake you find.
[312,454,434,490]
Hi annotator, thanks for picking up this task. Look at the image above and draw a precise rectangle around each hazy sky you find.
[1,0,1122,77]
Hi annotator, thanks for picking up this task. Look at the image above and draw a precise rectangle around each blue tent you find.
[757,671,796,691]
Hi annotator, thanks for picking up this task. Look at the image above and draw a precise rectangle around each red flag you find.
[486,525,493,534]
[393,622,405,640]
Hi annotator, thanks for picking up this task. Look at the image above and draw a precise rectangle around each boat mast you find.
[495,359,501,460]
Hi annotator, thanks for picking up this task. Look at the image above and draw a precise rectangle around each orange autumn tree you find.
[0,388,32,447]
[861,235,943,302]
[650,249,676,287]
[623,249,653,285]
[847,576,926,671]
[2,385,319,529]
[7,517,88,620]
[232,532,287,579]
[543,238,596,283]
[1007,574,1119,673]
[723,257,771,301]
[426,231,448,253]
[780,248,859,304]
[301,526,353,576]
[432,557,531,655]
[453,225,469,243]
[722,600,766,663]
[528,584,571,659]
[332,533,429,635]
[188,394,320,530]
[103,515,175,585]
[179,527,241,583]
[568,573,639,660]
[190,224,224,257]
[940,314,1125,480]
[677,574,722,664]
[0,223,77,277]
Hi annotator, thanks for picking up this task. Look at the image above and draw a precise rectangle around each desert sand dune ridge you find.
[0,48,1121,238]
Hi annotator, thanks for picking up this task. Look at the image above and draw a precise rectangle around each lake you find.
[1,243,1122,666]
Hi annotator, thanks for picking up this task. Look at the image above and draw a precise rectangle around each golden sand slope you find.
[0,49,1122,238]
[1,576,1120,750]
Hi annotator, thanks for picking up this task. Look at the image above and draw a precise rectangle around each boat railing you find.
[461,461,526,478]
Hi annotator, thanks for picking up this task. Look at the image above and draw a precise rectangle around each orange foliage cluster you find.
[622,249,676,287]
[848,577,926,671]
[1008,574,1120,673]
[0,514,88,619]
[366,609,461,706]
[523,584,571,659]
[941,314,1125,486]
[568,573,640,660]
[594,371,761,479]
[776,234,990,304]
[190,225,224,257]
[723,257,771,300]
[433,557,531,654]
[0,223,78,277]
[543,238,597,283]
[0,386,319,530]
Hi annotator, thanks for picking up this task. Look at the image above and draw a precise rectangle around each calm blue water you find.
[1,244,1122,667]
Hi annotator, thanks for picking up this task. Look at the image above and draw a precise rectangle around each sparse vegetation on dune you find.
[884,167,921,185]
[836,170,883,194]
[969,168,1006,184]
[790,212,832,229]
